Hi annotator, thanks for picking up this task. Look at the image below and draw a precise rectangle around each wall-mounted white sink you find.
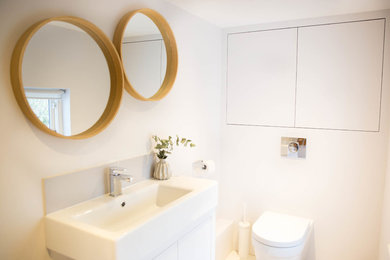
[45,176,218,260]
[75,184,191,232]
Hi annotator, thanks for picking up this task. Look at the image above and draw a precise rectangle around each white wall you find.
[0,0,221,259]
[220,11,390,260]
[380,144,390,260]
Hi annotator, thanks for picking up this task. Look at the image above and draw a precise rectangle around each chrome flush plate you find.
[281,137,306,158]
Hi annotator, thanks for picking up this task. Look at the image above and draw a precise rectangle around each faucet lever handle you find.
[121,175,133,183]
[110,167,128,175]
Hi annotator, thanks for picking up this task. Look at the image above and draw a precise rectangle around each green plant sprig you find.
[152,135,195,159]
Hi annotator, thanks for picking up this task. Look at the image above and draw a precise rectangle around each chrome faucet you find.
[109,167,133,197]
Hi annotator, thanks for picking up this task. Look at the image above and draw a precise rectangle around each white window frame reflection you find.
[25,88,71,135]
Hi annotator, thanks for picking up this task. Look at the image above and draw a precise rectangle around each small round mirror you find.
[11,17,123,139]
[114,9,178,101]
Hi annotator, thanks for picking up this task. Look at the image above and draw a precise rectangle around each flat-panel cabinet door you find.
[295,19,385,131]
[154,243,178,260]
[122,39,164,98]
[178,218,213,260]
[227,28,298,127]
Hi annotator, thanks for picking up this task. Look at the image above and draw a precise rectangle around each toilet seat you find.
[252,211,312,248]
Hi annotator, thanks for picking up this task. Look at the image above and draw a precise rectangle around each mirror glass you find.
[121,13,167,99]
[22,21,110,136]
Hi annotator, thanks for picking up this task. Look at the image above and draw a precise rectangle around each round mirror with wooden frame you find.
[10,16,123,139]
[113,8,178,101]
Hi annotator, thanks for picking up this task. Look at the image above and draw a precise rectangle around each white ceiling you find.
[165,0,390,27]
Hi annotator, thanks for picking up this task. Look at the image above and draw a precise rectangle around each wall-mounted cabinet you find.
[296,19,385,131]
[227,28,298,127]
[122,36,167,98]
[226,18,385,132]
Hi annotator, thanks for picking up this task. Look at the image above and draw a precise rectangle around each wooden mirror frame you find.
[113,8,178,101]
[10,16,123,139]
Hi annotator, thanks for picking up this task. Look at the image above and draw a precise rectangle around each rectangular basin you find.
[75,184,191,232]
[45,176,218,260]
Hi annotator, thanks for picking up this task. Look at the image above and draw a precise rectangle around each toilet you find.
[252,211,313,260]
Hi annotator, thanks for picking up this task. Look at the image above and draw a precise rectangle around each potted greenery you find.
[152,135,195,180]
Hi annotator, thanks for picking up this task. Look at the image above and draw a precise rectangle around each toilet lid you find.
[252,211,312,248]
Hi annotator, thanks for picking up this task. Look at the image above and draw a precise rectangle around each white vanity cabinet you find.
[153,213,215,260]
[226,18,385,131]
[227,28,298,127]
[154,243,178,260]
[295,19,385,131]
[178,215,213,260]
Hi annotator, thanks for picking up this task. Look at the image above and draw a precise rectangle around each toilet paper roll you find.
[238,221,250,259]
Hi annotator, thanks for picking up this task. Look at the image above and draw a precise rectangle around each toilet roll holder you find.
[192,160,215,173]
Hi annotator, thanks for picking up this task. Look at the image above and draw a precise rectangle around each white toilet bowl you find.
[252,211,313,260]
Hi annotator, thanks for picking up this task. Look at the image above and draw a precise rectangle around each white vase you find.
[153,158,172,180]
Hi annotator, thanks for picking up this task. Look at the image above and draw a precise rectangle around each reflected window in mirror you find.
[25,88,71,135]
[21,21,110,136]
[11,16,124,139]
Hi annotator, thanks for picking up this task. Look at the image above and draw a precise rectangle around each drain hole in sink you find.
[121,202,126,207]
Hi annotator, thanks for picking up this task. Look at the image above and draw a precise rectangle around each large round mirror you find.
[114,9,178,101]
[11,17,123,139]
